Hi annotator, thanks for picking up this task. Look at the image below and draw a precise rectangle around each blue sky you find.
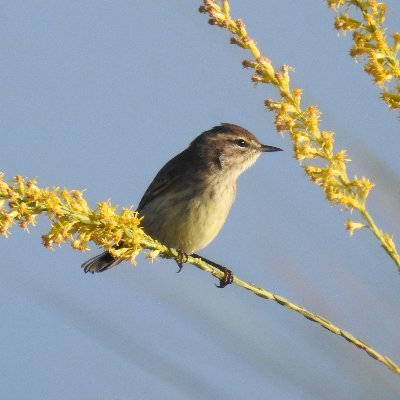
[1,1,400,399]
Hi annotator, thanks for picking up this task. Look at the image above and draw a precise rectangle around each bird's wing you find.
[137,149,190,212]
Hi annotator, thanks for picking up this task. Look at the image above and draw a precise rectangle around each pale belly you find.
[140,184,236,254]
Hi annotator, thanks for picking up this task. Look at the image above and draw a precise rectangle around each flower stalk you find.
[0,173,399,376]
[326,0,400,113]
[199,0,400,271]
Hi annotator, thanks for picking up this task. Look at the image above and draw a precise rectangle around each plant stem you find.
[185,253,400,376]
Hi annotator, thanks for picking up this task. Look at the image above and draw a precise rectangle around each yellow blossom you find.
[326,0,400,115]
[0,174,148,264]
[147,249,161,262]
[345,220,367,237]
[199,0,400,270]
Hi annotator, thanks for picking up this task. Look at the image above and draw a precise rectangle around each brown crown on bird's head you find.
[190,123,282,175]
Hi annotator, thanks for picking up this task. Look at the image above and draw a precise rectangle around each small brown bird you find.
[82,123,282,286]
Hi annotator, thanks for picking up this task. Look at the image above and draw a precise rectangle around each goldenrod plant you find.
[199,0,400,271]
[2,0,400,380]
[1,173,400,376]
[326,0,400,113]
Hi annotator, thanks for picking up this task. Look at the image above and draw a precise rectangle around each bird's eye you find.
[234,139,248,148]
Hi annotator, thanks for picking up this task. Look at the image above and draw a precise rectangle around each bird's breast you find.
[140,178,236,254]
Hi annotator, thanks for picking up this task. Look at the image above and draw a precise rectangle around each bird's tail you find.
[81,251,122,273]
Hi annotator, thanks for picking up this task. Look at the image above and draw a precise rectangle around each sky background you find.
[1,1,400,399]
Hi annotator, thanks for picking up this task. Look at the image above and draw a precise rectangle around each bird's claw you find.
[176,250,188,273]
[175,252,233,288]
[215,267,233,288]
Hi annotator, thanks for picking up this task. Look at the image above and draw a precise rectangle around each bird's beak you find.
[260,144,283,152]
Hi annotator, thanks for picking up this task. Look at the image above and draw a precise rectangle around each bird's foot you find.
[215,266,233,288]
[191,253,234,288]
[175,250,188,273]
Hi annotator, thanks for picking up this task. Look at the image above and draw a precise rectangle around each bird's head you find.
[190,123,282,177]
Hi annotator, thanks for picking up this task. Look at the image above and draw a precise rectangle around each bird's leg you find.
[191,253,233,288]
[175,250,188,273]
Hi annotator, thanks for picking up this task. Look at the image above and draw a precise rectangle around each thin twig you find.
[0,174,399,376]
[184,253,400,376]
[326,0,400,113]
[198,0,400,271]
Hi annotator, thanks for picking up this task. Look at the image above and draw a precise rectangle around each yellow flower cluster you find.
[200,0,371,211]
[2,175,400,376]
[199,0,400,270]
[327,0,400,112]
[0,173,154,263]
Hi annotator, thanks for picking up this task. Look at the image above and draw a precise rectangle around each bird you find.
[81,123,282,286]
